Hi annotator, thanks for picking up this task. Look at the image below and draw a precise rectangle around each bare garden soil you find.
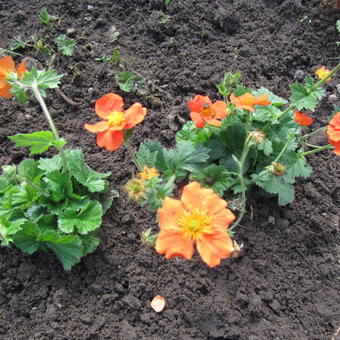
[0,0,339,339]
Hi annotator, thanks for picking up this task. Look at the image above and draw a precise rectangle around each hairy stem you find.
[31,84,68,172]
[124,139,142,172]
[229,135,252,231]
[299,144,333,157]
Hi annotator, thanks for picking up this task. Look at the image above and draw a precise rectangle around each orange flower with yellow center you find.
[315,66,332,81]
[294,110,314,127]
[326,112,340,156]
[188,95,229,128]
[230,92,271,112]
[85,93,147,151]
[155,182,236,267]
[0,56,27,98]
[138,166,159,180]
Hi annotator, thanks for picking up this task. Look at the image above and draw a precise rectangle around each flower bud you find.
[125,177,146,201]
[250,130,265,143]
[272,162,286,176]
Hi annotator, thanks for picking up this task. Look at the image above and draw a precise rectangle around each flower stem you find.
[229,135,252,231]
[124,139,142,171]
[301,126,327,140]
[299,144,333,157]
[31,84,68,172]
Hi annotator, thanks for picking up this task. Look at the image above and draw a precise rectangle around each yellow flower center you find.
[200,104,213,118]
[138,166,159,180]
[315,67,331,81]
[179,208,212,241]
[107,111,126,128]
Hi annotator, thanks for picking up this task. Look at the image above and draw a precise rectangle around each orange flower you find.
[155,182,236,267]
[326,112,340,156]
[0,56,27,98]
[230,92,271,112]
[294,110,314,127]
[188,95,229,128]
[315,66,332,81]
[85,93,147,151]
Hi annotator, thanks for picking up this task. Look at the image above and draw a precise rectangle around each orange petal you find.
[210,209,236,232]
[211,101,228,119]
[205,118,222,127]
[181,182,214,212]
[16,61,27,78]
[0,56,15,78]
[150,295,166,312]
[95,93,124,119]
[96,129,124,151]
[84,121,109,133]
[201,192,228,215]
[254,94,271,106]
[188,95,212,113]
[190,112,206,128]
[158,197,184,231]
[196,231,233,267]
[0,81,13,98]
[155,229,194,260]
[124,103,147,129]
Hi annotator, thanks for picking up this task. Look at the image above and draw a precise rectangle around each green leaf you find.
[255,174,295,205]
[189,164,236,196]
[290,77,325,110]
[81,234,100,256]
[336,20,340,34]
[137,141,167,171]
[176,121,220,144]
[115,71,148,94]
[40,230,83,270]
[43,170,74,202]
[216,72,241,97]
[65,149,111,193]
[109,26,120,43]
[257,138,273,156]
[54,35,76,56]
[253,87,287,106]
[21,68,63,97]
[13,221,40,254]
[253,105,282,123]
[9,131,66,155]
[285,152,312,178]
[163,142,210,178]
[38,155,63,173]
[58,200,103,234]
[39,8,58,29]
[0,216,27,246]
[17,159,42,182]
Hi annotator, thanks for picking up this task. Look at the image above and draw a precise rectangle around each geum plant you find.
[0,56,114,270]
[124,63,338,267]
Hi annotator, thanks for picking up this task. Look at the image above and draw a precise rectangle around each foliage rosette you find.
[0,148,112,270]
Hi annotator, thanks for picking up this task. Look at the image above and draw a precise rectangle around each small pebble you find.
[329,94,338,102]
[294,70,305,81]
[87,5,94,11]
[267,216,275,224]
[335,84,340,94]
[87,87,94,95]
[66,28,76,36]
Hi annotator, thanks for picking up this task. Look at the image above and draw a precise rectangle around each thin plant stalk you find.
[31,84,68,172]
[299,144,333,157]
[124,139,142,171]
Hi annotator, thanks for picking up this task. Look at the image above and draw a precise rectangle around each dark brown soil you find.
[0,0,339,339]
